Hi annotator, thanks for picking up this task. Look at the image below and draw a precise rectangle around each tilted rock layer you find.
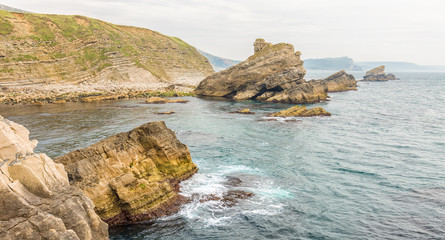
[55,121,197,226]
[195,39,357,103]
[0,115,108,240]
[362,65,397,81]
[0,10,214,103]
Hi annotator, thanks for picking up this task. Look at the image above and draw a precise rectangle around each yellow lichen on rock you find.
[55,121,198,225]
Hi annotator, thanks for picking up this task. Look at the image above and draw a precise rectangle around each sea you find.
[1,70,444,239]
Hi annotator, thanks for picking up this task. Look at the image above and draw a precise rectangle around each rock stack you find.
[195,39,357,103]
[362,65,397,81]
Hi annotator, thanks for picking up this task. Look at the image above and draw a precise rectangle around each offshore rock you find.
[195,39,328,103]
[0,115,108,240]
[322,70,357,92]
[362,65,398,81]
[55,121,197,226]
[269,105,331,117]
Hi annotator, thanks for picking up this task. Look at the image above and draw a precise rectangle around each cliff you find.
[195,39,357,103]
[55,121,197,226]
[0,115,108,240]
[0,10,214,103]
[362,65,397,81]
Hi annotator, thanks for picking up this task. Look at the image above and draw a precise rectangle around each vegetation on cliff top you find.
[0,10,213,81]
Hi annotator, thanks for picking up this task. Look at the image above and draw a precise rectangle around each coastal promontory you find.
[55,121,198,226]
[0,10,214,104]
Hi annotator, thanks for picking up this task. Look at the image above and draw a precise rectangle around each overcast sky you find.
[3,0,445,65]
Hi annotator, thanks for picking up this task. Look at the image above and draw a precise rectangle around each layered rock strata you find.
[195,39,357,103]
[269,105,331,117]
[0,10,214,104]
[55,121,197,226]
[0,115,108,240]
[362,65,397,81]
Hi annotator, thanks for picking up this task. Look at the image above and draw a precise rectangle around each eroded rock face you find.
[195,39,356,103]
[322,70,357,92]
[0,115,108,240]
[362,65,397,81]
[55,121,197,226]
[269,105,331,117]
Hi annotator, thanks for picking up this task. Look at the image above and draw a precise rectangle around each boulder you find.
[55,121,197,226]
[269,105,331,117]
[0,116,108,240]
[362,65,398,81]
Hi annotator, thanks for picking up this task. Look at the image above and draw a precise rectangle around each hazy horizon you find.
[3,0,445,65]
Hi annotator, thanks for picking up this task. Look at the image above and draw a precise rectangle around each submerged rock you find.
[195,39,357,103]
[155,110,175,115]
[269,105,331,117]
[145,97,189,104]
[0,116,108,240]
[362,65,398,81]
[229,109,255,114]
[55,121,197,226]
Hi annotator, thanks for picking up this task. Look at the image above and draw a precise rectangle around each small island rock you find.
[362,65,398,81]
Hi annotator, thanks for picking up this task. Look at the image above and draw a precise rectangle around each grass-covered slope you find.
[0,10,214,91]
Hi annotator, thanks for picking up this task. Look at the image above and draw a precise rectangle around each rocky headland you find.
[0,10,214,104]
[361,65,397,81]
[0,115,108,239]
[195,39,357,103]
[54,121,197,226]
[269,105,331,117]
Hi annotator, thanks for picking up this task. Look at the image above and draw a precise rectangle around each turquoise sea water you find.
[1,71,445,239]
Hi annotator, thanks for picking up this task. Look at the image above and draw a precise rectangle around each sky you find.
[3,0,445,65]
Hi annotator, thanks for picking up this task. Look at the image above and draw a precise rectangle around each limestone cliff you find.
[0,115,108,240]
[0,10,214,103]
[362,65,397,81]
[55,121,197,226]
[195,39,356,103]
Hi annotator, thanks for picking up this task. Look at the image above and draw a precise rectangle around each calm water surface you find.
[1,71,445,239]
